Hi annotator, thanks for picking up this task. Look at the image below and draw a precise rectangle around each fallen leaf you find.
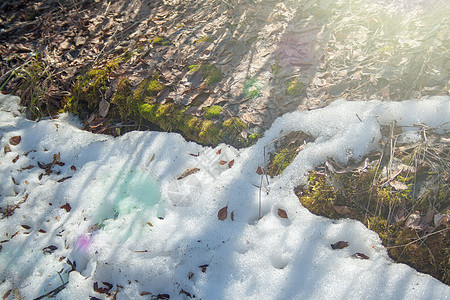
[199,264,209,272]
[256,166,265,175]
[352,253,369,259]
[98,99,110,117]
[189,153,199,157]
[218,205,228,221]
[277,209,288,219]
[331,241,349,250]
[4,144,11,153]
[219,160,227,165]
[147,222,153,227]
[93,282,113,294]
[140,292,151,296]
[156,294,170,299]
[57,176,72,183]
[333,205,352,215]
[21,165,34,170]
[20,225,31,230]
[188,272,194,280]
[42,245,58,254]
[38,229,46,233]
[12,155,19,163]
[3,289,12,299]
[231,211,235,221]
[228,159,234,168]
[60,203,71,212]
[389,180,408,190]
[216,149,221,154]
[405,211,421,229]
[70,165,77,171]
[9,136,21,145]
[177,167,200,180]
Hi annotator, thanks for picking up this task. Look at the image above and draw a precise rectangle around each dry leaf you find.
[389,180,408,190]
[277,209,288,219]
[4,144,11,153]
[199,264,209,272]
[218,205,228,221]
[405,211,421,229]
[12,155,19,163]
[70,165,77,171]
[331,241,349,250]
[98,99,110,117]
[60,203,71,212]
[9,136,21,145]
[352,253,369,259]
[42,245,58,254]
[216,149,221,154]
[333,205,351,215]
[228,159,234,168]
[177,167,200,180]
[219,160,227,165]
[256,166,265,175]
[57,176,72,183]
[231,211,235,221]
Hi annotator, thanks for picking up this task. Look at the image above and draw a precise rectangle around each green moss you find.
[66,63,117,118]
[268,148,298,177]
[188,64,223,85]
[162,41,170,46]
[152,37,164,44]
[111,78,133,119]
[196,36,214,44]
[296,163,450,284]
[272,62,280,75]
[204,105,223,119]
[286,77,305,96]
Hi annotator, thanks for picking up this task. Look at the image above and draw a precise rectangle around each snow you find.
[0,93,449,299]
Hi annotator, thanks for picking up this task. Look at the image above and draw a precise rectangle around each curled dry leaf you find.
[231,211,235,221]
[228,159,234,168]
[60,203,71,212]
[199,264,209,272]
[219,160,227,165]
[352,253,369,259]
[256,166,265,175]
[331,241,349,250]
[57,176,72,183]
[4,144,11,153]
[218,205,228,221]
[12,155,19,163]
[216,149,221,154]
[42,245,58,254]
[277,209,288,219]
[9,136,21,146]
[177,167,200,180]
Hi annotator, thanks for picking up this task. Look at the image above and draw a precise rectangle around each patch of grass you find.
[204,105,223,119]
[195,36,214,44]
[286,77,305,96]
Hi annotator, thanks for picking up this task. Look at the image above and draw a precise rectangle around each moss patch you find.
[296,157,449,284]
[204,105,223,119]
[188,64,223,85]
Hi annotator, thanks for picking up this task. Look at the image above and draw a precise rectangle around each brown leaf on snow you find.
[352,253,369,259]
[60,203,71,212]
[219,160,227,165]
[9,136,21,146]
[216,149,221,154]
[333,205,352,215]
[277,209,288,219]
[199,264,209,272]
[331,241,349,250]
[218,205,228,221]
[228,159,234,168]
[4,144,11,153]
[231,211,235,221]
[177,167,200,180]
[256,166,265,175]
[57,176,72,183]
[12,155,19,163]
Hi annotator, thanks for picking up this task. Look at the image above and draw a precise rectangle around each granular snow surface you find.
[0,94,449,299]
